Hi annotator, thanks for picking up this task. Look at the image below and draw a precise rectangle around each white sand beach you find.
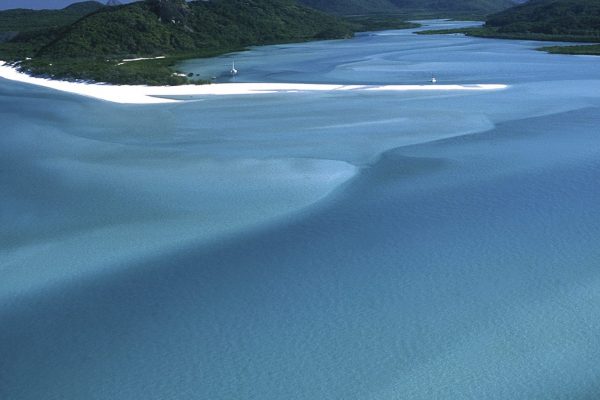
[0,61,507,104]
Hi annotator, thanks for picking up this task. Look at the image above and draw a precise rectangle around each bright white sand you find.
[116,56,167,66]
[0,61,507,104]
[121,56,166,62]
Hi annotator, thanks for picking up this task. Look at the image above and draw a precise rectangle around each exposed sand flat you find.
[0,61,507,104]
[121,56,167,62]
[116,55,167,66]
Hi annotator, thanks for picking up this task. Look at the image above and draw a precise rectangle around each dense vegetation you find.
[0,1,103,33]
[0,0,358,84]
[485,0,600,37]
[296,0,516,17]
[419,26,600,42]
[540,43,600,55]
[345,15,419,31]
[296,0,516,16]
[389,0,516,17]
[37,0,355,58]
[418,0,600,56]
[296,0,398,15]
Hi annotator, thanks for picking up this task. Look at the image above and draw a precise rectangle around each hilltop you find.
[0,1,103,34]
[0,0,519,16]
[34,0,354,59]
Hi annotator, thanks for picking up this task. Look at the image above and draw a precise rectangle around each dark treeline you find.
[418,0,600,56]
[485,0,600,37]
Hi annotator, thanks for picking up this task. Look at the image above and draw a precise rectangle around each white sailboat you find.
[230,61,238,76]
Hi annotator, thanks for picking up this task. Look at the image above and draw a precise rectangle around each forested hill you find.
[31,0,352,58]
[0,1,103,33]
[0,0,355,84]
[0,0,521,19]
[296,0,516,16]
[390,0,516,15]
[418,0,600,56]
[485,0,600,37]
[296,0,398,14]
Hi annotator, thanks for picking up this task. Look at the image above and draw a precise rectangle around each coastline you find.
[0,61,507,104]
[4,16,600,400]
[416,28,600,56]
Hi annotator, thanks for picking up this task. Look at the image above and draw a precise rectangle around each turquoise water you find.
[2,20,600,399]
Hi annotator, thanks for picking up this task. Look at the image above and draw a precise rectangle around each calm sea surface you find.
[2,20,600,399]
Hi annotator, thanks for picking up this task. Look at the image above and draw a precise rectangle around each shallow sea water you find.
[1,20,600,399]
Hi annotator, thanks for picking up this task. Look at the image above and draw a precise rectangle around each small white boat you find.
[430,76,437,84]
[230,61,238,76]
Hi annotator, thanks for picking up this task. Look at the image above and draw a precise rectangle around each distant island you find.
[418,0,600,55]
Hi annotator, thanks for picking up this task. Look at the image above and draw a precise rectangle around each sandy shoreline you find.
[0,61,507,104]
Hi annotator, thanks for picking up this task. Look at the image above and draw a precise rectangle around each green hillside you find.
[0,1,103,33]
[43,0,353,58]
[418,0,600,56]
[0,0,355,84]
[296,0,398,15]
[485,0,600,37]
[487,0,600,55]
[389,0,516,17]
[296,0,516,17]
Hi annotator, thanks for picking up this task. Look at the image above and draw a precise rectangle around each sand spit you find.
[0,61,507,104]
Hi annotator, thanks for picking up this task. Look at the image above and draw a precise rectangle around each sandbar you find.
[0,61,507,104]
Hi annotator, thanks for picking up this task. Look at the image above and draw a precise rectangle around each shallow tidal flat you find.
[2,20,600,399]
